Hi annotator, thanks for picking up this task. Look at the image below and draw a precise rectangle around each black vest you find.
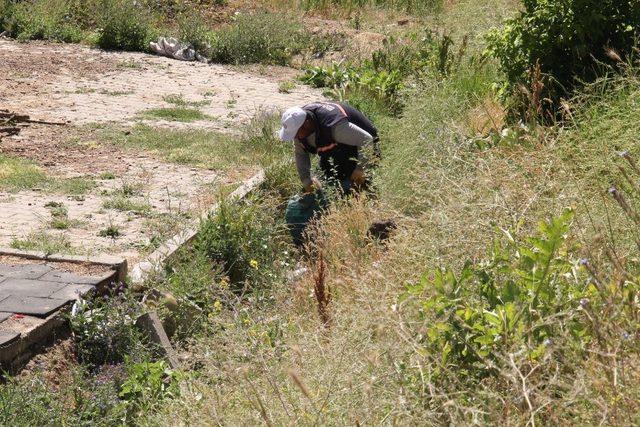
[300,102,378,181]
[300,102,378,155]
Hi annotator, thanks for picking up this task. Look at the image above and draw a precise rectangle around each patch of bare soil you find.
[17,338,78,388]
[0,40,321,131]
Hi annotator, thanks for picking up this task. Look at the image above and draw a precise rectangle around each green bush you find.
[486,0,640,116]
[5,0,86,43]
[69,289,147,366]
[209,11,307,65]
[177,9,215,54]
[196,199,289,288]
[119,360,180,414]
[97,0,153,51]
[400,208,639,384]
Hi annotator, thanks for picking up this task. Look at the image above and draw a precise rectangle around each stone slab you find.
[0,264,52,280]
[135,311,180,369]
[0,278,67,298]
[0,331,20,346]
[0,312,13,323]
[38,270,104,285]
[0,249,128,286]
[49,284,95,301]
[0,296,69,318]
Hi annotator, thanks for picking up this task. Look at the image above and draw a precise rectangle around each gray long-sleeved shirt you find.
[294,119,374,187]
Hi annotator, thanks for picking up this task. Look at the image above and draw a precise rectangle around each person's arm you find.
[331,120,373,147]
[332,120,375,166]
[294,142,313,189]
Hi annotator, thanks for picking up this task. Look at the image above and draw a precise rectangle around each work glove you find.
[304,177,323,193]
[350,167,366,187]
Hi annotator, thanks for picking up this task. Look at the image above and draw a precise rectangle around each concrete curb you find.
[129,169,265,285]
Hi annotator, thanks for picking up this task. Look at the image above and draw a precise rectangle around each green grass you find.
[10,231,75,254]
[277,80,297,93]
[50,176,97,195]
[162,94,210,108]
[99,116,291,177]
[0,155,48,192]
[103,195,151,215]
[142,107,209,123]
[0,154,97,195]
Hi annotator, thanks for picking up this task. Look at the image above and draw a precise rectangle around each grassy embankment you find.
[1,0,639,425]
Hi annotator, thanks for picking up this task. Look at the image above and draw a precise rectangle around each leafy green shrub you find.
[69,289,146,366]
[119,360,180,414]
[97,0,153,51]
[209,11,307,65]
[196,199,288,288]
[177,9,215,54]
[5,0,86,43]
[400,208,639,384]
[301,32,467,114]
[486,0,640,116]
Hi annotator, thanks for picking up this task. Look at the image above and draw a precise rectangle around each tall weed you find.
[6,0,86,42]
[97,0,154,51]
[208,11,307,65]
[196,198,290,289]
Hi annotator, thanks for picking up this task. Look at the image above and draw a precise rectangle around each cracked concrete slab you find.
[0,264,52,280]
[49,284,95,301]
[0,296,70,317]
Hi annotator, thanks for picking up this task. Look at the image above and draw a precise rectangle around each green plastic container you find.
[285,192,328,246]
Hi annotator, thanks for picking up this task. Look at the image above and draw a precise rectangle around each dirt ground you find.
[0,39,323,263]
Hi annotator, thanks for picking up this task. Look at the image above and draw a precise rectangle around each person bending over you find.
[278,102,379,193]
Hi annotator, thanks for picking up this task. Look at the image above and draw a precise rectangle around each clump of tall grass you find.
[96,0,154,51]
[300,0,443,14]
[208,11,309,65]
[3,0,87,42]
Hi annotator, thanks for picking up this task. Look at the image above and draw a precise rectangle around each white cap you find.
[278,107,307,141]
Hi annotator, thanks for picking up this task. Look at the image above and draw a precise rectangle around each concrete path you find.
[0,260,114,348]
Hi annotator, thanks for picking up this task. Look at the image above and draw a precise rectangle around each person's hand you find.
[304,177,322,193]
[350,167,366,186]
